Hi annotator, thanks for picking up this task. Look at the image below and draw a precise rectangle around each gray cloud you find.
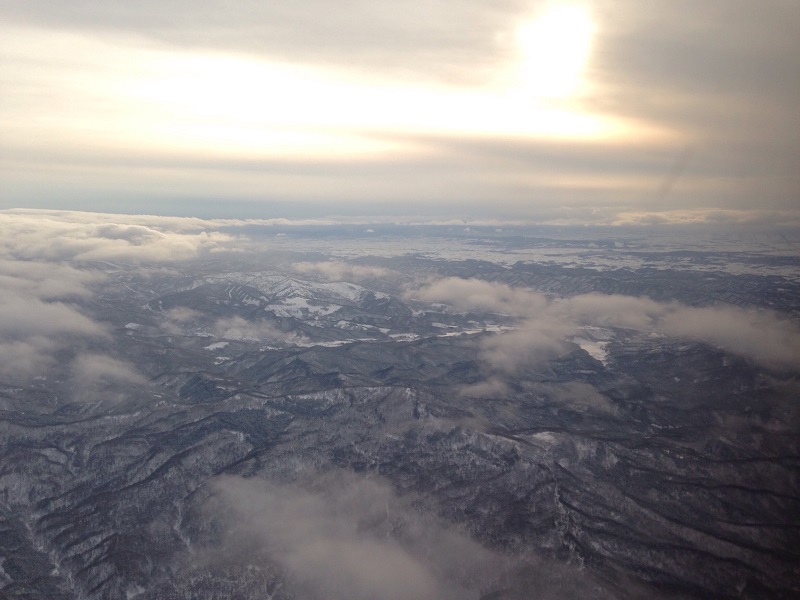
[0,210,246,380]
[659,305,800,369]
[0,258,100,300]
[0,293,103,339]
[0,0,521,85]
[480,319,576,373]
[411,277,547,316]
[536,382,618,415]
[71,353,147,386]
[458,377,510,398]
[589,0,800,211]
[203,472,507,600]
[413,277,800,373]
[198,471,613,599]
[161,310,291,343]
[557,293,665,330]
[293,261,389,282]
[212,316,285,343]
[163,306,203,324]
[0,337,58,379]
[0,249,111,381]
[0,210,234,382]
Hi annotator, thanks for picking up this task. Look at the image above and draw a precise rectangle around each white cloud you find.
[160,309,288,343]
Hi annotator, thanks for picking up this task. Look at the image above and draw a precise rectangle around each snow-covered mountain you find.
[1,226,798,600]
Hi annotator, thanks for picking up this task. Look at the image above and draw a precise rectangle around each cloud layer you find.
[2,2,798,218]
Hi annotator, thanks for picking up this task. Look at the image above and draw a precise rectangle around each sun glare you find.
[122,43,633,156]
[1,15,664,168]
[515,3,595,98]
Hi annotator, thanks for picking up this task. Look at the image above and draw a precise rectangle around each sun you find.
[515,3,595,99]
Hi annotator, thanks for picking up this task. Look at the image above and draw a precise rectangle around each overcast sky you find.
[1,0,798,223]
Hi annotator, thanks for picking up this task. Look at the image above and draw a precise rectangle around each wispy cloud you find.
[71,353,147,386]
[212,316,284,342]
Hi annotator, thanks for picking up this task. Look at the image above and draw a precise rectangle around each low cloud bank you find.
[413,277,547,315]
[0,209,235,383]
[204,473,502,600]
[0,258,107,380]
[412,277,800,372]
[71,354,147,386]
[0,209,232,263]
[161,310,292,343]
[200,472,609,600]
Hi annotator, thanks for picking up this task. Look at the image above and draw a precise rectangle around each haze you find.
[1,0,798,224]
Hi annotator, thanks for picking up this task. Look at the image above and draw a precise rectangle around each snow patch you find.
[204,341,230,350]
[572,338,609,364]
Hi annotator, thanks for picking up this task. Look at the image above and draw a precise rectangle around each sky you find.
[1,0,798,223]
